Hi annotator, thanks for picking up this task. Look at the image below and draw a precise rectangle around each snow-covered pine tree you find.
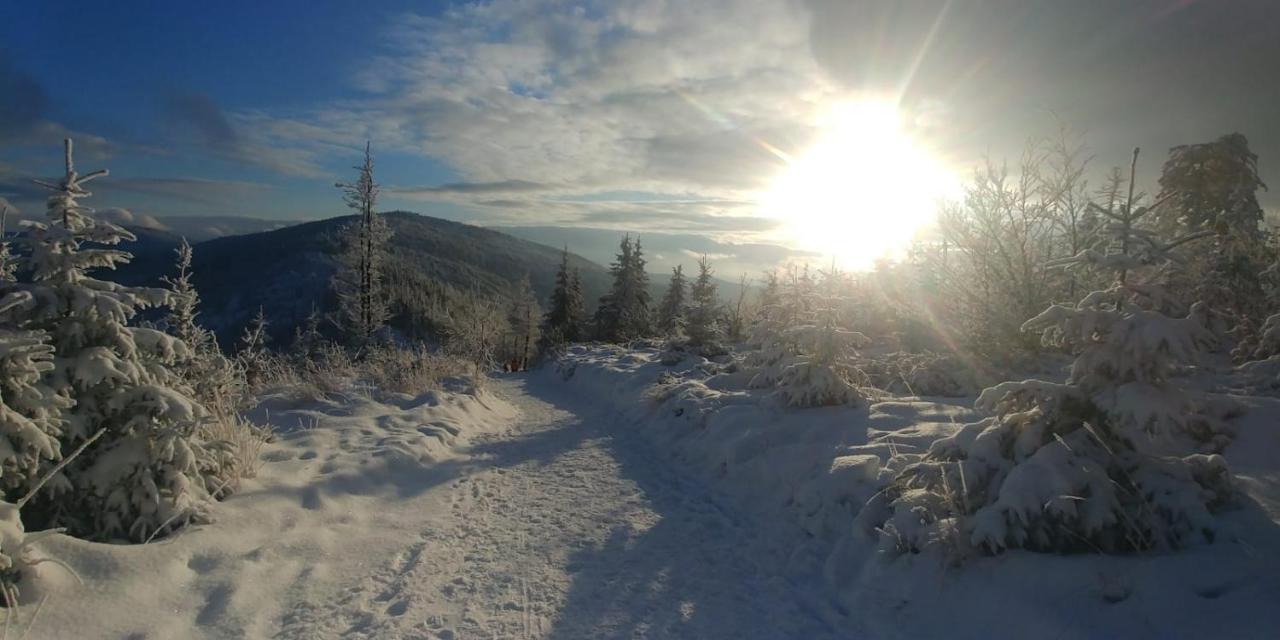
[0,298,68,500]
[161,239,203,349]
[567,268,586,339]
[506,274,541,371]
[1155,134,1271,343]
[541,249,585,351]
[7,139,229,541]
[333,142,391,345]
[685,255,725,355]
[746,264,864,407]
[657,265,687,337]
[594,235,652,342]
[861,148,1234,556]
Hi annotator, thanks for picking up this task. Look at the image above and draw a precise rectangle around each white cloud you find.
[228,0,858,238]
[356,0,831,196]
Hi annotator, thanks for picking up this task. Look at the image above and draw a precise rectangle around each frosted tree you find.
[333,142,391,345]
[161,239,243,413]
[161,239,201,346]
[657,265,687,337]
[1156,134,1271,345]
[236,307,271,388]
[290,303,325,363]
[861,148,1233,556]
[724,272,752,343]
[445,293,506,383]
[594,235,652,341]
[685,255,725,355]
[506,274,541,370]
[5,139,228,541]
[541,249,585,350]
[747,265,864,407]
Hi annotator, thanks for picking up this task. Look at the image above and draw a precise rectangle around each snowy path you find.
[274,375,843,639]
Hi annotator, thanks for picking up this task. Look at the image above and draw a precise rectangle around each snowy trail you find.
[274,375,843,639]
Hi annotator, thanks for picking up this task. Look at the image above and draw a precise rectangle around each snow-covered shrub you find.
[5,140,228,541]
[1239,312,1280,362]
[863,151,1236,556]
[365,343,471,395]
[858,351,982,397]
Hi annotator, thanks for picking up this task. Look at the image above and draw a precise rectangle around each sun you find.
[760,100,959,269]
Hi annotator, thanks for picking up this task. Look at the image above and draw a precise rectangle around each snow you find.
[4,345,1279,637]
[541,343,1280,639]
[15,383,515,638]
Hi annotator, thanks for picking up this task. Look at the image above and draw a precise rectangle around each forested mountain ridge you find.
[111,211,613,345]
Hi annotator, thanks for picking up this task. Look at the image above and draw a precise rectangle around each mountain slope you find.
[114,211,612,344]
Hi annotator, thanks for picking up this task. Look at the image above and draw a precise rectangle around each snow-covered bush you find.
[862,150,1236,556]
[365,343,471,395]
[858,351,982,397]
[4,140,231,541]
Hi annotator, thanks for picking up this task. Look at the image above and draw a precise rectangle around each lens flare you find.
[760,99,959,268]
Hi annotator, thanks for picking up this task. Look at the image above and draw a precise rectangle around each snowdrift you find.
[545,344,1280,639]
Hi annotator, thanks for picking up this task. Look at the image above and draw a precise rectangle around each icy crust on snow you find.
[13,383,514,639]
[547,344,1280,639]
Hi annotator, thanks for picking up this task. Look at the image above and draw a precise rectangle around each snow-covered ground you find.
[22,383,520,639]
[546,344,1280,639]
[14,376,851,638]
[11,346,1280,638]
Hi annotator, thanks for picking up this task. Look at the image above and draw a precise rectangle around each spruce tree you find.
[1155,134,1271,337]
[8,139,225,541]
[685,255,723,353]
[566,268,585,339]
[291,304,325,363]
[237,307,271,388]
[626,238,652,338]
[657,265,687,336]
[594,235,652,342]
[161,239,206,350]
[333,142,391,345]
[543,249,585,346]
[161,239,242,413]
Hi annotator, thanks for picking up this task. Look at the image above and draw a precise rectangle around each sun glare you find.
[761,100,959,269]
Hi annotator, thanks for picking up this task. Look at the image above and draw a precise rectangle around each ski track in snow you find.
[274,375,842,639]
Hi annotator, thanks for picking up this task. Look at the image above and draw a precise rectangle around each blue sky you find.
[2,1,1278,274]
[0,1,461,219]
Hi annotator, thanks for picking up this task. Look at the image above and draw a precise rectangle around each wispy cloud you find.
[217,0,849,235]
[0,162,272,212]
